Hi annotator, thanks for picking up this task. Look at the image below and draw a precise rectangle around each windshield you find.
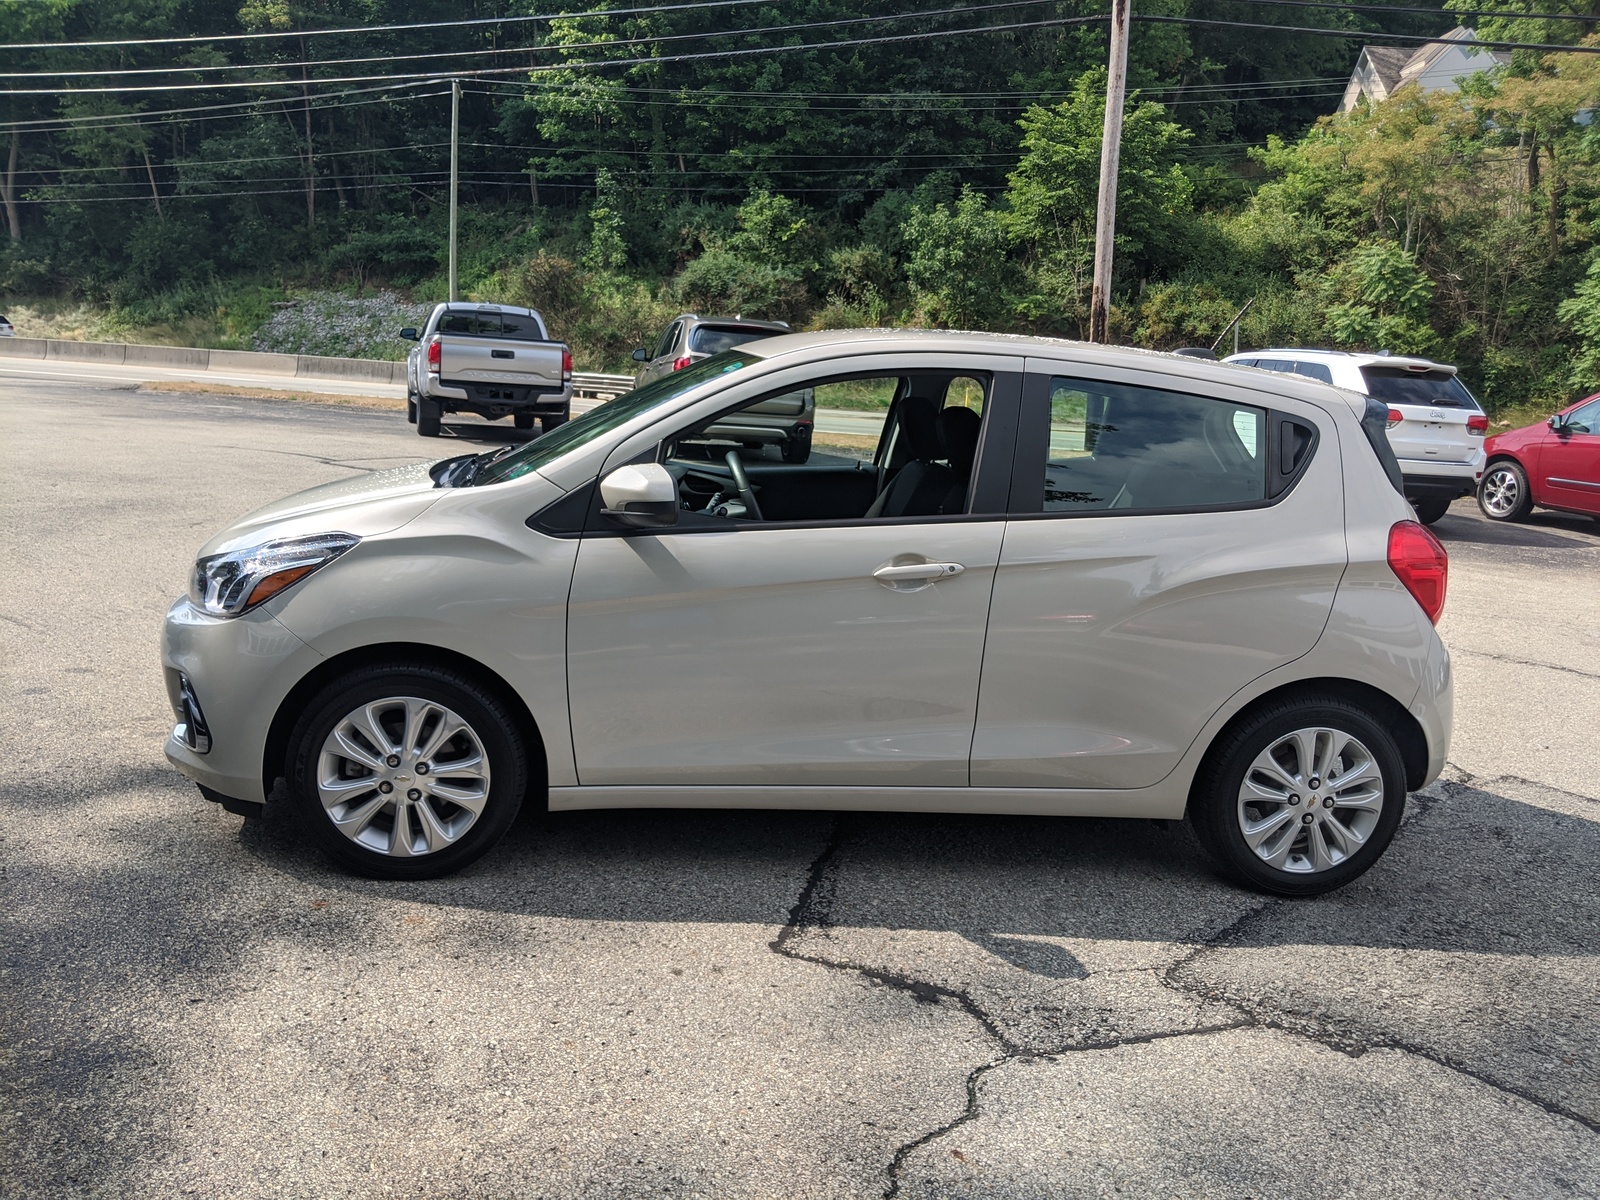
[473,350,762,486]
[1360,366,1480,409]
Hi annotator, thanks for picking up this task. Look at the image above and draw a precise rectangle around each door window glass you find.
[663,373,987,523]
[1564,398,1600,434]
[653,322,679,359]
[1040,378,1267,513]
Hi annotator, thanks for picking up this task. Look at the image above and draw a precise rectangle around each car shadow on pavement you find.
[234,779,1599,963]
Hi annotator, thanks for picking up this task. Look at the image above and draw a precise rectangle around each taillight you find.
[561,348,573,381]
[1386,408,1403,427]
[672,356,693,372]
[1387,520,1448,624]
[426,336,441,373]
[1467,413,1488,436]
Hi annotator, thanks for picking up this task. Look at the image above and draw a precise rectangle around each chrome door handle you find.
[872,561,965,582]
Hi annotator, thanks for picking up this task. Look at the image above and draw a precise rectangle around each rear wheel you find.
[540,414,568,436]
[1411,496,1450,525]
[417,399,442,438]
[782,430,812,464]
[406,394,418,425]
[287,664,529,879]
[1479,461,1533,521]
[513,412,536,431]
[1189,695,1407,896]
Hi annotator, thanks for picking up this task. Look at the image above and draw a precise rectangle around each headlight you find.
[190,533,359,617]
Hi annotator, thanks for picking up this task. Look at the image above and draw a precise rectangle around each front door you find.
[1543,397,1600,515]
[564,360,1021,787]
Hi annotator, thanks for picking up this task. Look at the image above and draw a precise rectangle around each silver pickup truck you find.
[401,303,572,438]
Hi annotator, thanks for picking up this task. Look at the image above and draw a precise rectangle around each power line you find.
[1231,0,1600,24]
[2,12,1108,96]
[1134,14,1600,53]
[0,0,781,51]
[0,0,1051,82]
[0,80,444,132]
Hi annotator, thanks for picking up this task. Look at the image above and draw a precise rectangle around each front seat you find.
[865,397,952,518]
[936,405,981,514]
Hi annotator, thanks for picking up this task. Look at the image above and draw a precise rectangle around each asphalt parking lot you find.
[3,380,1597,1199]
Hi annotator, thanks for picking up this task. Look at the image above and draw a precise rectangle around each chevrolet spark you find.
[162,331,1453,896]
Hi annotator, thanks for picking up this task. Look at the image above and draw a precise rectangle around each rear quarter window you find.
[1290,362,1333,384]
[1360,366,1480,409]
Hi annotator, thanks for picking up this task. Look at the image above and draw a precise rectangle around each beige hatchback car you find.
[163,331,1452,895]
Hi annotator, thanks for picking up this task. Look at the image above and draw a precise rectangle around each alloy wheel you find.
[316,696,491,857]
[1481,466,1521,517]
[1235,726,1385,874]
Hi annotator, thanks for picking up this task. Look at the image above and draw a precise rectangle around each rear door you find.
[970,361,1346,790]
[1542,397,1600,514]
[1360,364,1481,466]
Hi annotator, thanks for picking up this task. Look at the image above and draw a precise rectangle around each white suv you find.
[162,333,1453,896]
[1224,350,1486,524]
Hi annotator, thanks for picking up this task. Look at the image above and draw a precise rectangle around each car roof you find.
[1227,347,1455,374]
[681,314,791,332]
[738,328,1370,417]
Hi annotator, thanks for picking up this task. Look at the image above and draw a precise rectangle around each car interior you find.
[662,371,989,524]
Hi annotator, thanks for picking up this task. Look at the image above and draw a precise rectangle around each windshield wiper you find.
[458,442,522,486]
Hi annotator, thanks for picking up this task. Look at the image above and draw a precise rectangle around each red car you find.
[1478,393,1600,522]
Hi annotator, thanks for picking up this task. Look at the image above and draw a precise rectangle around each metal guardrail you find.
[572,371,635,402]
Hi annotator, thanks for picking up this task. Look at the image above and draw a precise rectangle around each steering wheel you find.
[724,450,764,521]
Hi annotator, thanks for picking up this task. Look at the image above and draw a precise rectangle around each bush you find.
[672,248,807,323]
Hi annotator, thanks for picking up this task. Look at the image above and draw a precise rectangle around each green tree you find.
[902,186,1010,328]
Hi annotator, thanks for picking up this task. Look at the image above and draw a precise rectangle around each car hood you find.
[197,460,447,557]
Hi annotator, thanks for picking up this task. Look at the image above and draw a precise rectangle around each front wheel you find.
[286,664,530,879]
[1411,496,1450,525]
[1479,461,1533,522]
[1189,696,1406,896]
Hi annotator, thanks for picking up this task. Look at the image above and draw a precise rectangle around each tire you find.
[1188,694,1407,896]
[286,663,530,880]
[540,414,568,436]
[1478,460,1533,522]
[782,431,812,464]
[514,412,536,431]
[417,399,442,438]
[1411,496,1450,525]
[406,395,418,425]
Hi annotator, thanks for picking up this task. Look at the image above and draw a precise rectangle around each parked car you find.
[1478,393,1600,522]
[163,330,1451,897]
[401,302,572,438]
[1223,349,1486,524]
[0,314,13,337]
[633,314,813,462]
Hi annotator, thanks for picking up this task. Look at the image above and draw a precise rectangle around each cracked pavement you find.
[3,383,1597,1198]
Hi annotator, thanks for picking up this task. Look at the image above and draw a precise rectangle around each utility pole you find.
[1089,0,1130,344]
[448,78,460,302]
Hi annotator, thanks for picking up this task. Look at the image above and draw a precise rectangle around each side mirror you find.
[631,347,649,363]
[1550,414,1568,433]
[400,327,419,341]
[599,462,679,529]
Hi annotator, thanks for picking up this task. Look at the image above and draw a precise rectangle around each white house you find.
[1338,27,1508,113]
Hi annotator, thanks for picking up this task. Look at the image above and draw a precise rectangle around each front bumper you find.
[160,597,324,807]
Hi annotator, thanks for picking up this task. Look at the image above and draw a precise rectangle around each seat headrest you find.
[938,405,981,479]
[895,396,941,462]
